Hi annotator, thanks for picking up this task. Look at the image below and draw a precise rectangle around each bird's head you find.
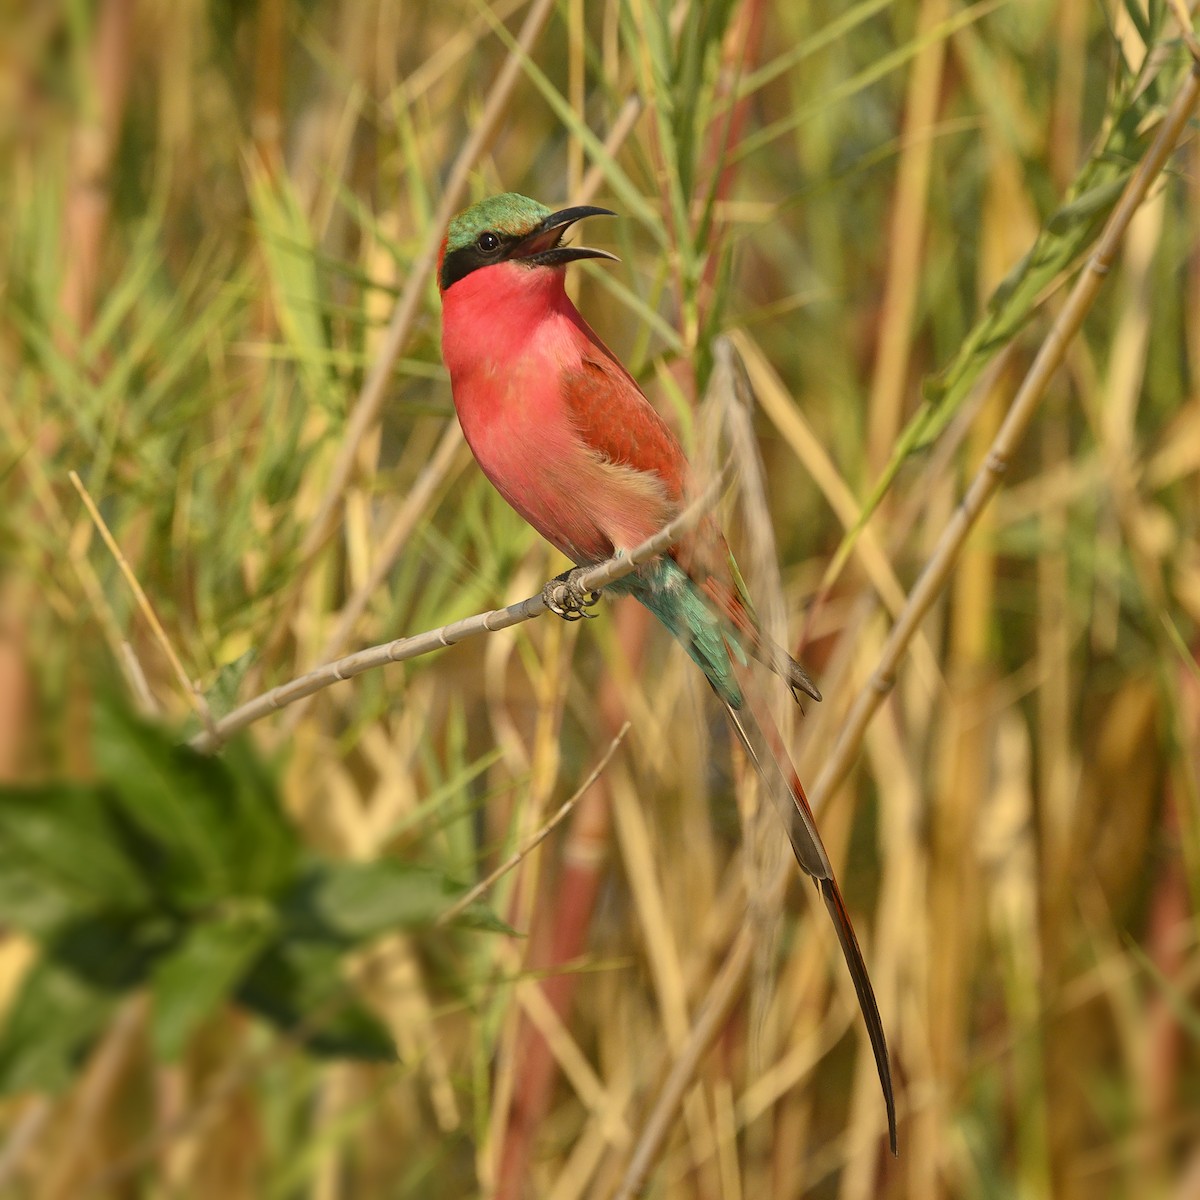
[437,193,617,294]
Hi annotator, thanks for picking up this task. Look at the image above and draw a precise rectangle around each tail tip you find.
[786,658,822,703]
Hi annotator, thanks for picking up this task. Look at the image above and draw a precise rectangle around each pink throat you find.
[440,260,586,382]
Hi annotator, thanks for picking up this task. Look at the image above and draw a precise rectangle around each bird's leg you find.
[541,568,602,621]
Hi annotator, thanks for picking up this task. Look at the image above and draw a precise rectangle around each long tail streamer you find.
[723,671,898,1154]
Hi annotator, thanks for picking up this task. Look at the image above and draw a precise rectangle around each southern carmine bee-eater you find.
[437,193,897,1152]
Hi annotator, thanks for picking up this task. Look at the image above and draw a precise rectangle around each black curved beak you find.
[511,205,619,267]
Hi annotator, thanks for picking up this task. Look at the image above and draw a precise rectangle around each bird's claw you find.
[542,569,602,621]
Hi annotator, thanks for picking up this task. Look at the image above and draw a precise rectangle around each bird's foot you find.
[542,568,602,621]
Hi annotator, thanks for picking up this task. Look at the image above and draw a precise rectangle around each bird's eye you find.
[476,231,501,255]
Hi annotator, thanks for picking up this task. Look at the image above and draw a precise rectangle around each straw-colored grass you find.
[2,2,1199,1197]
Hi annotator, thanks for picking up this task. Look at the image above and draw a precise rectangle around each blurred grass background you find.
[2,0,1199,1197]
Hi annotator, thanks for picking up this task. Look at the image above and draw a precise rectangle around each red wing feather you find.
[558,350,689,502]
[559,344,744,590]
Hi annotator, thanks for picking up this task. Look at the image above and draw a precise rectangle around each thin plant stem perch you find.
[190,469,729,753]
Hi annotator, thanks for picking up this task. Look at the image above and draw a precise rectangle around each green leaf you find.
[0,957,119,1095]
[237,939,395,1060]
[93,701,232,907]
[286,859,510,942]
[0,783,152,935]
[150,907,276,1060]
[49,911,179,991]
[94,702,298,907]
[204,736,300,899]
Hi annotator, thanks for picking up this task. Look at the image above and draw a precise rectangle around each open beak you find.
[511,205,619,267]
